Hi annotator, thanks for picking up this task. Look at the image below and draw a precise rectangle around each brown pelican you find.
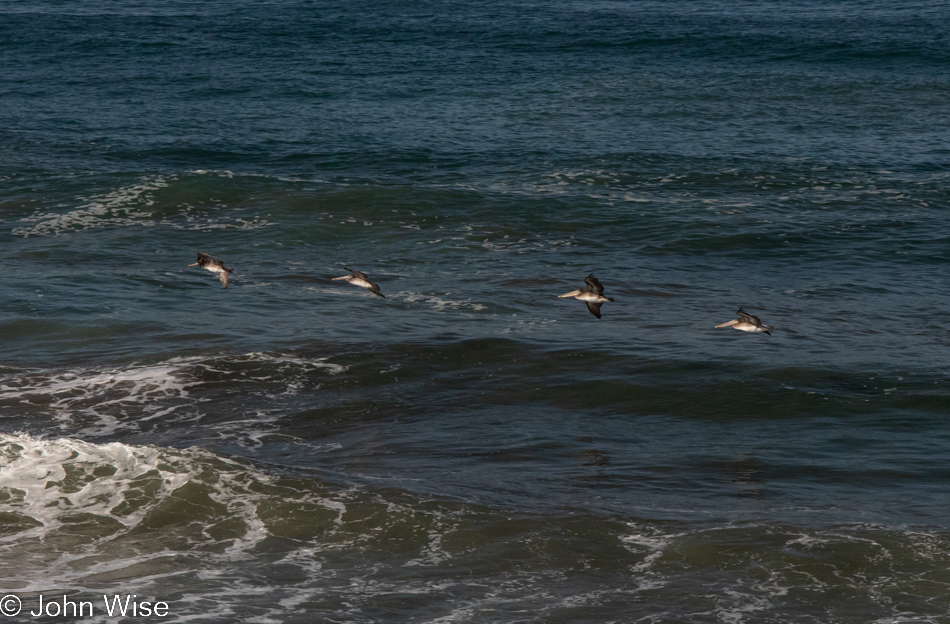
[715,308,773,335]
[332,268,385,297]
[558,273,614,319]
[189,252,233,288]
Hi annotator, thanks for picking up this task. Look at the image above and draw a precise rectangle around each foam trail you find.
[0,352,348,438]
[13,176,170,237]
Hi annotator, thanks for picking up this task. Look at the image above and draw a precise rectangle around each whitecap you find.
[13,176,171,237]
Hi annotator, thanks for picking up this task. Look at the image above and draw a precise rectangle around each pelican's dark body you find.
[190,253,234,288]
[558,274,615,319]
[716,307,773,335]
[333,268,384,297]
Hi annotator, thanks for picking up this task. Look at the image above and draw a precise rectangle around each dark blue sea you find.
[2,1,950,622]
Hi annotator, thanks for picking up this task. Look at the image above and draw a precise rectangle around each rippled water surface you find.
[2,1,950,622]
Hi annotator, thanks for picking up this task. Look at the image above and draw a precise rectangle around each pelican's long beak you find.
[188,263,198,266]
[332,275,351,281]
[558,290,582,298]
[715,319,739,328]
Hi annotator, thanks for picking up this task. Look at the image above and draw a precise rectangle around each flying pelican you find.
[332,268,385,297]
[558,273,614,319]
[189,252,233,288]
[715,308,773,335]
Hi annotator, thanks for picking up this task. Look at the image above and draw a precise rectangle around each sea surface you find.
[2,1,950,622]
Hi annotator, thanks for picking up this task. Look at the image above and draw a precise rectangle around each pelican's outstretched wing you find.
[369,284,385,298]
[736,308,763,326]
[346,268,371,281]
[218,271,229,289]
[583,273,605,295]
[585,301,603,319]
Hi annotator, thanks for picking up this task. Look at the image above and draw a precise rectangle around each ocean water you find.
[2,0,950,622]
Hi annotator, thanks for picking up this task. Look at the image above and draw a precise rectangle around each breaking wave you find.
[2,433,948,623]
[0,352,346,439]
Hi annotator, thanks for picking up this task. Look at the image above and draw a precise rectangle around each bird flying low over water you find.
[558,273,614,319]
[189,252,234,288]
[716,307,773,335]
[333,268,385,297]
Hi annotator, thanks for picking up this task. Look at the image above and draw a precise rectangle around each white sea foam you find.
[11,173,280,237]
[403,517,454,567]
[13,176,171,237]
[397,292,487,312]
[3,464,945,623]
[0,433,349,598]
[620,521,684,574]
[1,358,199,436]
[0,352,347,438]
[0,434,189,547]
[173,213,277,231]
